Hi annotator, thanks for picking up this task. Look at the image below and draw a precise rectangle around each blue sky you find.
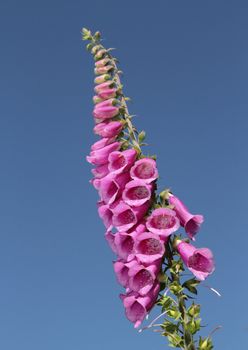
[0,0,247,349]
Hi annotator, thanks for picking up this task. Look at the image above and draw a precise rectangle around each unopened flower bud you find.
[94,49,107,60]
[94,74,111,84]
[95,58,111,67]
[91,45,102,55]
[93,95,104,104]
[94,65,114,75]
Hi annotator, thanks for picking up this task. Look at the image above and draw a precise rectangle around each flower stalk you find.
[82,28,216,349]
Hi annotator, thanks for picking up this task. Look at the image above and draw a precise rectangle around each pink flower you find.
[93,95,104,104]
[146,208,180,238]
[98,88,117,100]
[94,74,111,85]
[112,201,150,232]
[128,260,160,296]
[91,164,109,179]
[91,137,115,151]
[122,179,152,207]
[93,105,119,120]
[94,48,107,60]
[134,231,165,265]
[176,241,215,281]
[114,231,138,260]
[113,259,137,288]
[99,172,130,204]
[94,98,118,109]
[93,121,123,138]
[94,81,115,93]
[120,283,160,328]
[108,149,137,174]
[169,194,204,240]
[98,203,113,230]
[130,158,158,184]
[95,58,110,67]
[94,65,113,75]
[105,230,117,254]
[86,142,120,165]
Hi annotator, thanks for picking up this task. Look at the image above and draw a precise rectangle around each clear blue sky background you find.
[0,1,247,349]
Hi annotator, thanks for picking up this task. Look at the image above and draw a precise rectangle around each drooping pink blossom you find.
[94,81,115,93]
[86,142,120,165]
[122,179,152,207]
[130,158,158,184]
[113,259,137,288]
[128,260,160,296]
[114,231,138,260]
[105,230,117,254]
[93,121,123,138]
[146,207,180,238]
[176,241,215,281]
[94,65,113,75]
[93,105,119,120]
[134,231,165,265]
[108,149,137,174]
[98,202,113,230]
[168,194,204,240]
[98,172,130,205]
[91,163,109,179]
[120,283,160,328]
[91,137,115,151]
[94,98,119,109]
[95,58,111,67]
[112,200,150,232]
[98,88,117,100]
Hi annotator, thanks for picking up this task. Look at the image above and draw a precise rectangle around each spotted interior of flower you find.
[125,186,149,200]
[117,265,129,286]
[116,209,136,225]
[151,214,176,229]
[188,253,213,273]
[120,236,134,255]
[132,269,153,290]
[134,163,154,179]
[137,238,162,255]
[185,218,201,235]
[106,181,119,199]
[128,301,145,322]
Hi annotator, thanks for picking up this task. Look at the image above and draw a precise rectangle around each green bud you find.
[94,31,101,40]
[169,281,184,295]
[138,130,146,143]
[94,74,111,84]
[159,189,170,202]
[82,28,92,41]
[188,303,200,318]
[94,49,107,60]
[199,337,213,350]
[186,318,201,334]
[86,43,94,51]
[167,308,181,319]
[93,96,104,104]
[91,45,102,55]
